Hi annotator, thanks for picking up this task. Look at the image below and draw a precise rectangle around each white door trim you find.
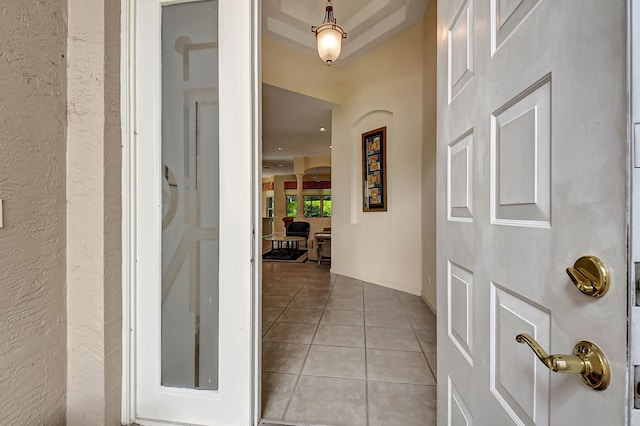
[251,0,262,422]
[121,0,135,422]
[120,0,261,424]
[629,0,640,423]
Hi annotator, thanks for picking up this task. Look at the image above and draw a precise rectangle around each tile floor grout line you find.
[263,267,319,419]
[400,289,438,385]
[263,340,366,348]
[298,372,367,381]
[263,268,437,424]
[261,274,288,336]
[293,371,439,387]
[425,353,437,382]
[263,271,314,335]
[363,281,370,426]
[279,268,333,422]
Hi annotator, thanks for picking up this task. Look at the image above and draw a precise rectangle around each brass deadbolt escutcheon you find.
[566,255,610,298]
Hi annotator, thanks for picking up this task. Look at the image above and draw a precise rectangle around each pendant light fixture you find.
[311,0,347,66]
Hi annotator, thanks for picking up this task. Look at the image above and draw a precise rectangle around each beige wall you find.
[331,24,425,295]
[421,0,437,310]
[66,0,122,424]
[0,1,68,424]
[263,38,346,105]
[294,156,331,174]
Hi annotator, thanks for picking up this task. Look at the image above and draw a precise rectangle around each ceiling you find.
[261,1,430,177]
[263,84,338,177]
[262,0,430,64]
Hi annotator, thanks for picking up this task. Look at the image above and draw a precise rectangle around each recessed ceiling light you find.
[277,147,283,151]
[319,127,327,132]
[329,145,333,149]
[278,164,284,167]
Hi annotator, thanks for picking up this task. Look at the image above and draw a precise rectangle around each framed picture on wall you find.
[362,126,387,212]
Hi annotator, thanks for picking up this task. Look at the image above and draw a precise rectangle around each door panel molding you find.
[438,0,628,424]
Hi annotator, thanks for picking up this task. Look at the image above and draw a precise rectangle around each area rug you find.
[262,249,308,263]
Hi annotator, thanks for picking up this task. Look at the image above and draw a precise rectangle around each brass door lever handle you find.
[515,334,585,374]
[515,333,610,390]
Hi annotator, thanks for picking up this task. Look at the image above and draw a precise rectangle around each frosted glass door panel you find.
[161,0,219,390]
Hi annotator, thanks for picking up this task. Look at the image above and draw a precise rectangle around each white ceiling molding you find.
[266,16,316,49]
[343,0,391,31]
[341,5,408,59]
[280,0,318,24]
[262,0,430,64]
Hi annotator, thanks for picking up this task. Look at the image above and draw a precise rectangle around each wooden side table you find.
[315,232,332,267]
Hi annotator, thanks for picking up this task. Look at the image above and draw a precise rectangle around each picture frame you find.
[362,126,387,212]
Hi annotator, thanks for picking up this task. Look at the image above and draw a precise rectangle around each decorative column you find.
[296,173,304,219]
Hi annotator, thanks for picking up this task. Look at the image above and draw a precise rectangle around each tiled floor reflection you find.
[261,261,437,426]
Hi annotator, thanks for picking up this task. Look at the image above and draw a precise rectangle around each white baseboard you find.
[421,292,437,315]
[329,268,421,296]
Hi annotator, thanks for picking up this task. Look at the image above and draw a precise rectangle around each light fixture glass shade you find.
[315,24,344,65]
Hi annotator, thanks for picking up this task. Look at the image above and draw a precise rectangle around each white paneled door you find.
[437,1,628,425]
[132,0,257,424]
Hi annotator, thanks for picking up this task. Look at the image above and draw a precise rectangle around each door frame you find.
[116,0,640,423]
[120,0,262,423]
[630,0,640,423]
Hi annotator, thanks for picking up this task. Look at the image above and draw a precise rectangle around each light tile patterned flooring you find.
[261,261,437,426]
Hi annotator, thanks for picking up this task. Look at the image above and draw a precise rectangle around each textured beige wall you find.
[0,1,68,424]
[421,0,437,311]
[66,0,121,423]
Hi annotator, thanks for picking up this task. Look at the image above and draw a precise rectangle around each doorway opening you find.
[123,0,638,424]
[259,85,433,423]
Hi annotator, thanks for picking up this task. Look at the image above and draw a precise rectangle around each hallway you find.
[261,262,437,425]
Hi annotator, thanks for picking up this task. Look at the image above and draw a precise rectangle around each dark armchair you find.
[286,221,311,247]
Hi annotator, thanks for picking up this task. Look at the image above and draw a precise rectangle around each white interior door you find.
[133,0,257,424]
[437,1,628,425]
